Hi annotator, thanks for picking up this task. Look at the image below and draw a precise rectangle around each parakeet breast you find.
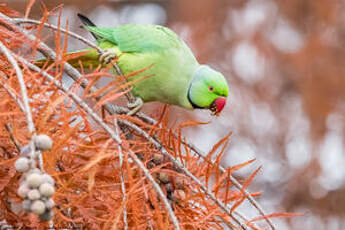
[117,48,199,109]
[103,24,201,109]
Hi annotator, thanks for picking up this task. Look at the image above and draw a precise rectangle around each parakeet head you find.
[188,65,229,116]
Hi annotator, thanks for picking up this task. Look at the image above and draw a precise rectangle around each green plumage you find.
[85,24,202,109]
[40,15,229,113]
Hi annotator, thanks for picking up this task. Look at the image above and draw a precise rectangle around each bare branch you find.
[4,123,22,152]
[0,40,39,168]
[0,41,35,134]
[0,80,25,112]
[113,119,128,230]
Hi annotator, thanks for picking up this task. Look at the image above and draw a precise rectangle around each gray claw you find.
[99,49,117,65]
[127,97,143,116]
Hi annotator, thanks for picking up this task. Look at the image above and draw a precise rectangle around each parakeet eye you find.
[208,86,214,92]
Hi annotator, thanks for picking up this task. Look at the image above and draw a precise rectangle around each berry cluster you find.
[148,153,186,205]
[14,134,55,221]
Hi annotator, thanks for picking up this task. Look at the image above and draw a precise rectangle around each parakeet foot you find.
[126,97,143,116]
[99,49,117,65]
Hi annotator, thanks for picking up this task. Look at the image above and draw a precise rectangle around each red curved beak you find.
[211,97,227,116]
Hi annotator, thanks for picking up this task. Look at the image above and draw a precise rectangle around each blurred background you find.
[5,0,345,229]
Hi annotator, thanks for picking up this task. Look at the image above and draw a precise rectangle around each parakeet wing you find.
[85,24,182,53]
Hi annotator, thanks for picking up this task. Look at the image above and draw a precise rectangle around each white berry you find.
[14,157,30,172]
[42,174,55,186]
[39,183,55,197]
[27,189,41,200]
[27,173,43,188]
[30,200,45,215]
[17,183,30,198]
[45,199,55,209]
[34,134,53,151]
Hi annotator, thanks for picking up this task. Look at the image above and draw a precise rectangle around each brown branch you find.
[113,118,128,230]
[0,41,35,134]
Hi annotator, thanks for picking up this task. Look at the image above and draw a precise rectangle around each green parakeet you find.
[57,14,229,115]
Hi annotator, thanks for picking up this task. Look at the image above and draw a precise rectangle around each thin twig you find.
[182,141,275,229]
[0,40,38,167]
[113,118,128,230]
[0,41,35,134]
[4,123,22,152]
[0,80,25,111]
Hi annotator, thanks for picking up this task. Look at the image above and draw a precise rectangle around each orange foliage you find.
[0,3,301,230]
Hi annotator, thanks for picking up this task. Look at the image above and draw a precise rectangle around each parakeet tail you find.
[34,49,99,69]
[77,13,100,40]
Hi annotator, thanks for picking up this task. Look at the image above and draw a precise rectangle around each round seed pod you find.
[22,199,31,211]
[158,172,170,184]
[27,173,43,188]
[153,154,163,165]
[30,200,45,215]
[41,174,55,186]
[15,157,30,172]
[45,199,55,209]
[17,183,30,198]
[172,189,186,204]
[34,134,53,151]
[39,183,55,197]
[27,189,41,200]
[39,209,54,222]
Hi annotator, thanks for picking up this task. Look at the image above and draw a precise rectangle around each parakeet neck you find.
[187,65,207,109]
[187,88,203,109]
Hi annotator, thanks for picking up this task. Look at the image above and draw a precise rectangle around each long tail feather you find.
[34,49,99,69]
[77,13,100,40]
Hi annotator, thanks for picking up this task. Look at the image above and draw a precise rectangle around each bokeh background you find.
[5,0,345,229]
